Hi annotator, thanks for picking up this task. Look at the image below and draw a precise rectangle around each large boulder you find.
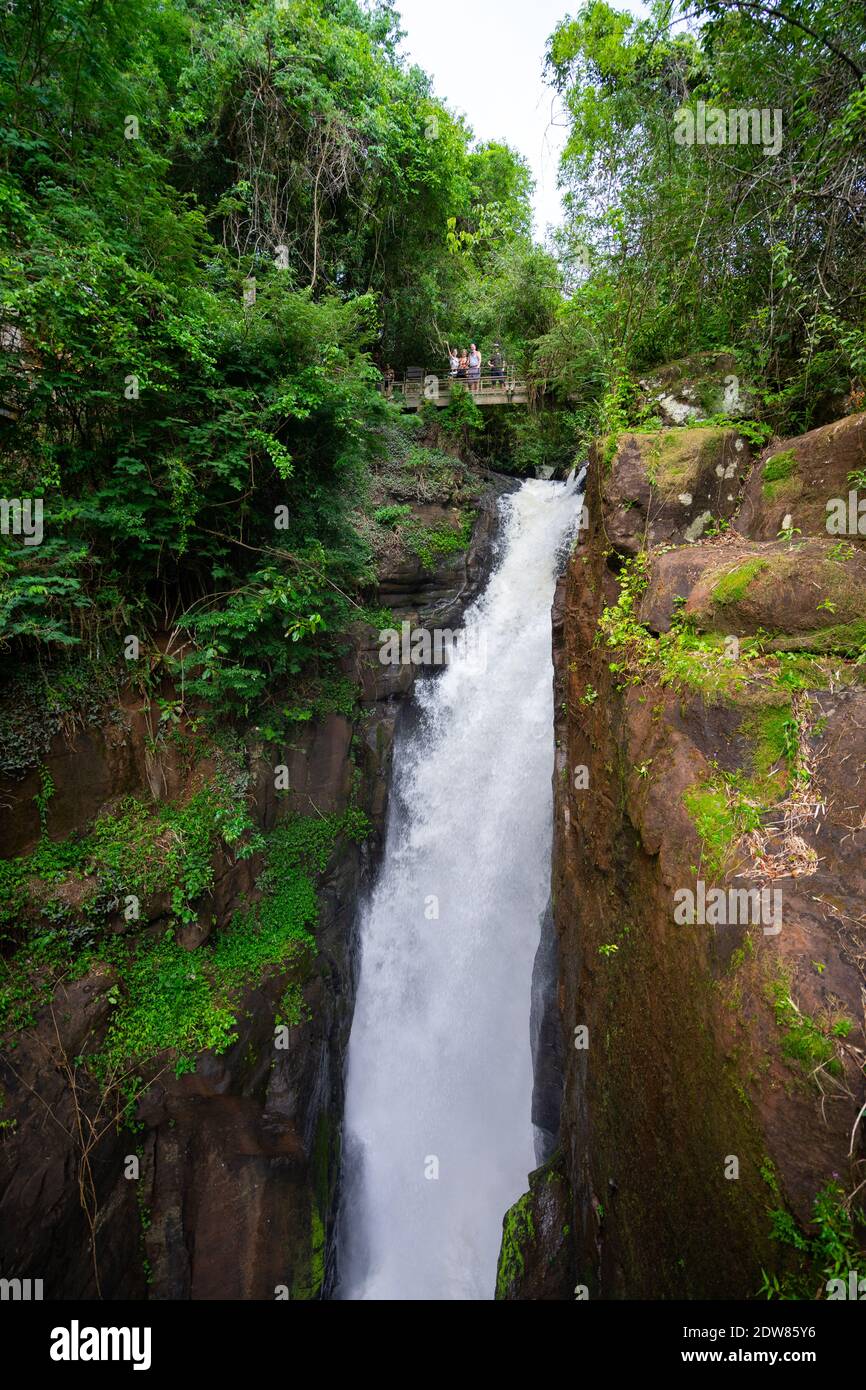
[636,351,753,425]
[736,411,866,542]
[642,537,866,653]
[599,426,751,555]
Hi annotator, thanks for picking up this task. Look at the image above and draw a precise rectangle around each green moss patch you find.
[683,782,761,877]
[495,1189,536,1299]
[712,558,768,605]
[403,513,473,570]
[371,500,473,571]
[738,703,794,796]
[1,798,369,1084]
[682,697,804,875]
[767,976,851,1080]
[0,758,263,934]
[761,449,799,501]
[100,807,369,1077]
[765,620,866,657]
[651,427,729,496]
[291,1206,326,1300]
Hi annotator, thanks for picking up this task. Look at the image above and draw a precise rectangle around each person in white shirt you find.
[468,343,481,392]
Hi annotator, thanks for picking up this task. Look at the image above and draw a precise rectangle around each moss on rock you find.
[495,1189,535,1299]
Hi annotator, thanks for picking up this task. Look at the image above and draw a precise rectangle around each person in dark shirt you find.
[489,342,505,386]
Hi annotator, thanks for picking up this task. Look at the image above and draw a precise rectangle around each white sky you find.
[393,0,649,239]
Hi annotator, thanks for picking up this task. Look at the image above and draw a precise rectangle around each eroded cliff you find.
[0,478,509,1300]
[500,411,866,1300]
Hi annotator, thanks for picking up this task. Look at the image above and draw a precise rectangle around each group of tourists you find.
[446,341,505,393]
[379,342,508,399]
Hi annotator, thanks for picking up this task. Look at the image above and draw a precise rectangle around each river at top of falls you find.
[338,474,583,1301]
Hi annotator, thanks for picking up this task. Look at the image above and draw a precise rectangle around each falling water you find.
[338,476,582,1300]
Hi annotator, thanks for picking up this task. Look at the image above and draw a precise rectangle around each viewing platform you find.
[383,371,530,409]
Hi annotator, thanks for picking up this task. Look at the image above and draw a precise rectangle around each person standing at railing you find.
[447,345,459,377]
[488,342,504,386]
[468,343,481,392]
[456,349,468,380]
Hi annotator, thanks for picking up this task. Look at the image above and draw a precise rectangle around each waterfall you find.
[338,476,583,1301]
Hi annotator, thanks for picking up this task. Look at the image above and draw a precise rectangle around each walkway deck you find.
[385,374,529,408]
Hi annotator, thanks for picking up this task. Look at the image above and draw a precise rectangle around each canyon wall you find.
[500,414,866,1299]
[0,479,510,1300]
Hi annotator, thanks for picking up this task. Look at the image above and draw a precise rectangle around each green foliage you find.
[436,387,486,443]
[373,505,413,529]
[99,929,240,1077]
[719,418,773,450]
[402,514,474,570]
[683,781,763,878]
[683,703,799,875]
[0,0,538,713]
[597,552,748,699]
[762,1182,865,1298]
[546,1,866,434]
[370,493,473,571]
[496,1190,535,1299]
[1,797,370,1083]
[768,977,851,1080]
[276,982,312,1029]
[0,752,261,940]
[741,706,796,785]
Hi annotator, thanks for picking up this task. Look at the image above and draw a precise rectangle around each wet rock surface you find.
[0,480,510,1300]
[500,411,866,1299]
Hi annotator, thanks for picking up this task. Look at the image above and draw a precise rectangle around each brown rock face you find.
[0,481,510,1301]
[500,417,866,1300]
[736,412,866,543]
[643,537,866,651]
[601,427,750,555]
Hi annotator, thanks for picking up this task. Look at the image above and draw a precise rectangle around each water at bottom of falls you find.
[337,475,583,1300]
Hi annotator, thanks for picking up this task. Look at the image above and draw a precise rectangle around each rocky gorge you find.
[3,396,866,1304]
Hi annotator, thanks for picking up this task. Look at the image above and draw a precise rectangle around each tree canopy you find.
[0,0,551,711]
[540,0,866,430]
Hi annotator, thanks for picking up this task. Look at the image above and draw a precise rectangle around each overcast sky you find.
[393,0,649,239]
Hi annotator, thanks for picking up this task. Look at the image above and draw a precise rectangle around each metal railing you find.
[381,371,528,404]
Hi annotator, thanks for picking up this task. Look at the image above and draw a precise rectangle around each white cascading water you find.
[338,476,582,1300]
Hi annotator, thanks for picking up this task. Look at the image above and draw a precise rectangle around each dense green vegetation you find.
[3,0,864,727]
[0,0,558,730]
[762,1179,865,1299]
[0,1,555,1114]
[542,0,866,435]
[0,752,369,1082]
[0,0,864,1305]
